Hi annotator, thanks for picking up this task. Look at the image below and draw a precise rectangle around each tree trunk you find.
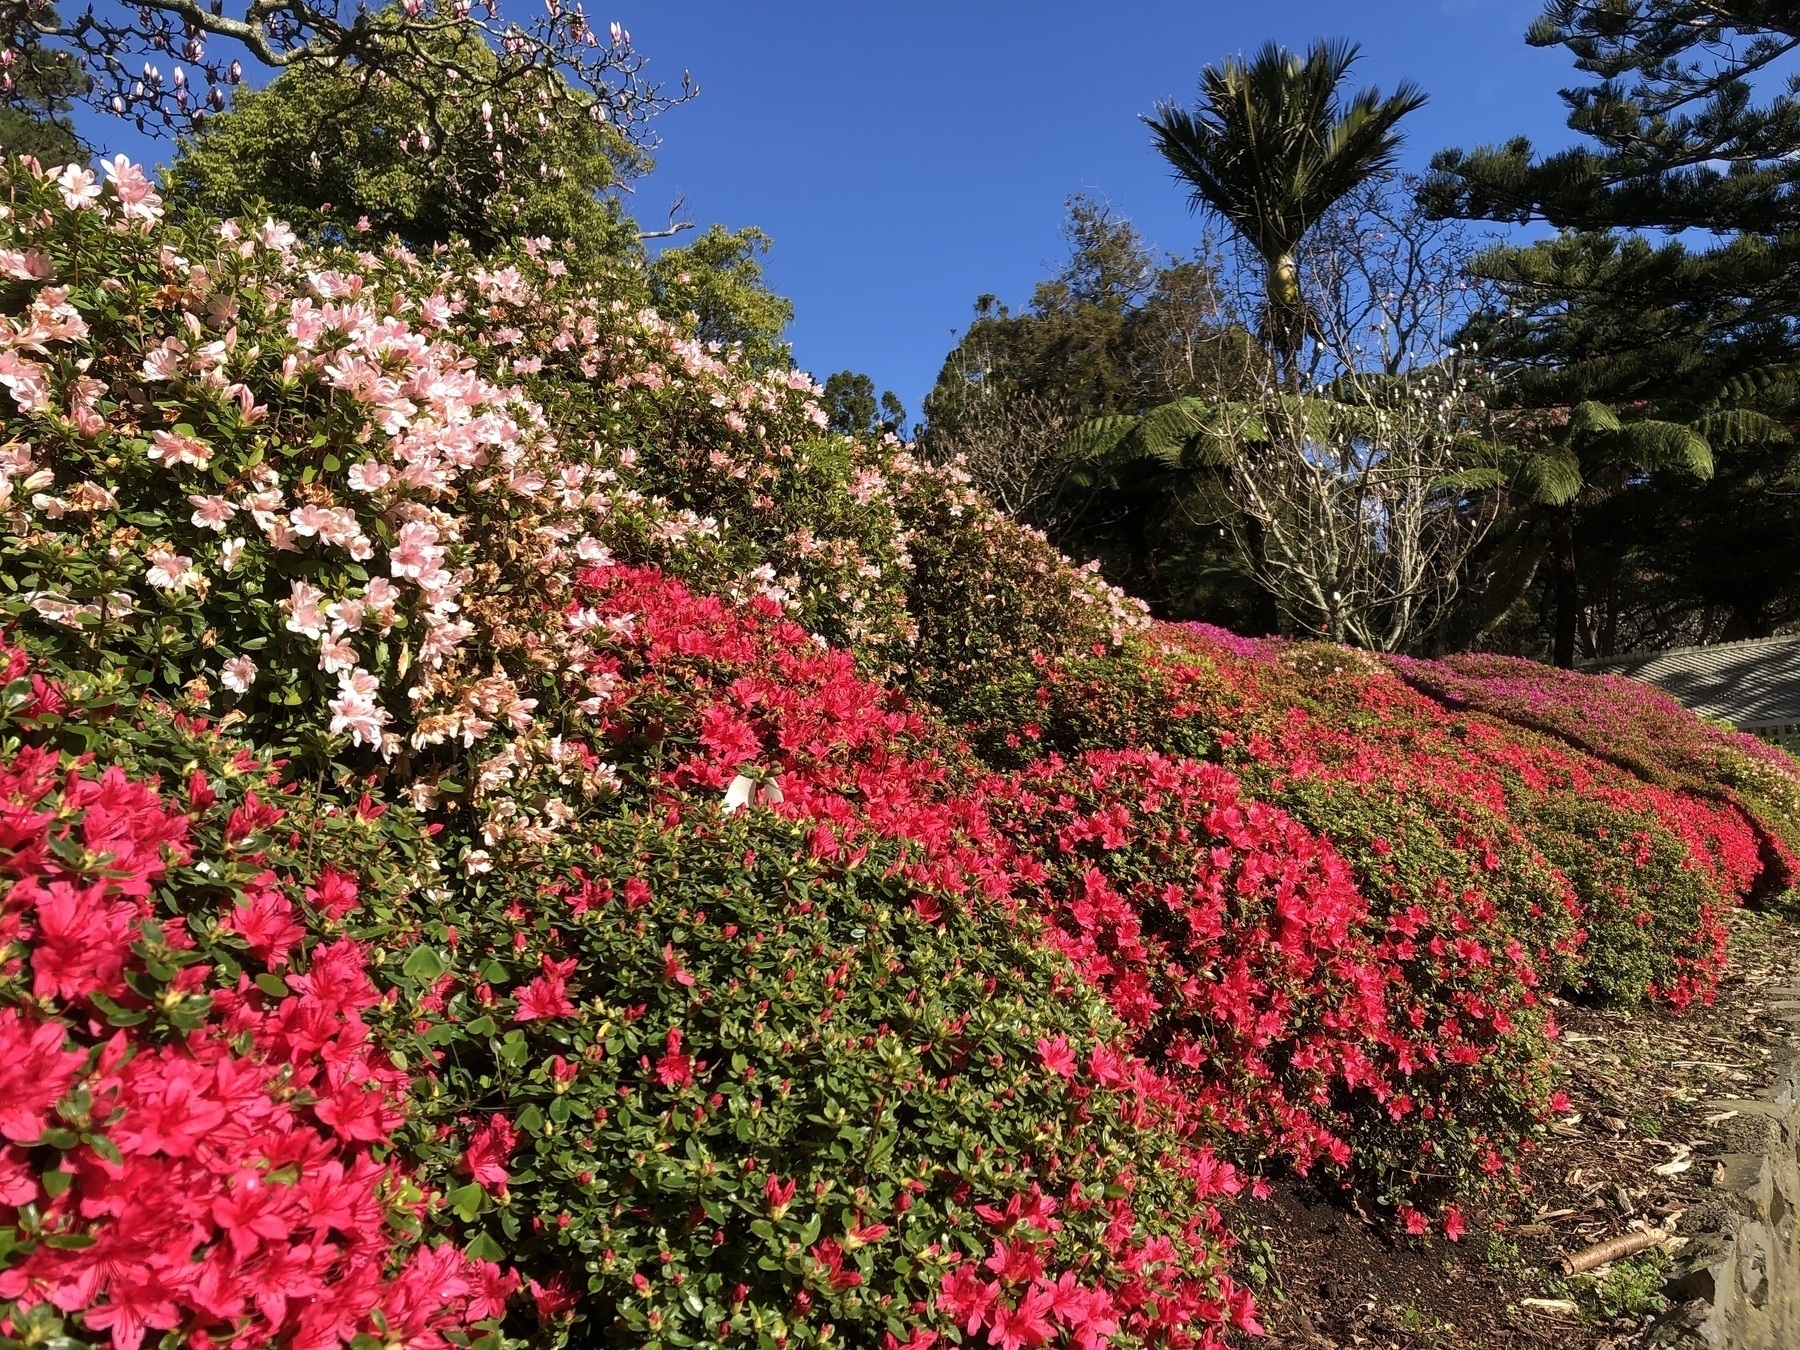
[1242,514,1283,635]
[1550,508,1579,669]
[1267,253,1307,393]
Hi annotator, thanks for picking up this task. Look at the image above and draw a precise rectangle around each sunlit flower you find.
[144,549,197,591]
[221,656,257,693]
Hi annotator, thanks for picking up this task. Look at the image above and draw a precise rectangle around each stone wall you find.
[1655,1057,1800,1348]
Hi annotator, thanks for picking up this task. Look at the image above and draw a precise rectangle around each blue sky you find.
[82,1,1585,416]
[623,1,1580,416]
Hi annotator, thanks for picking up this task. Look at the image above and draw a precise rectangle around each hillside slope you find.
[0,157,1793,1350]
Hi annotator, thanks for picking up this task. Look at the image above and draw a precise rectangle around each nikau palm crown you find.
[1145,38,1427,364]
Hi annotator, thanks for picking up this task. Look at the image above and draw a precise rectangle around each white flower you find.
[463,849,493,875]
[285,579,327,638]
[220,537,246,573]
[347,460,394,493]
[318,634,358,674]
[328,669,389,747]
[221,656,257,693]
[148,429,212,470]
[258,218,297,252]
[722,774,755,815]
[55,164,101,211]
[144,550,197,591]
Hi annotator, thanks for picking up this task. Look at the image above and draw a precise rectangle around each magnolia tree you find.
[1,0,690,171]
[1213,181,1502,649]
[1211,362,1502,650]
[1064,178,1501,649]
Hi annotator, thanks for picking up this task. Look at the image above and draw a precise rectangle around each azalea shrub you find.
[980,628,1787,1009]
[0,639,1259,1350]
[1393,652,1800,870]
[2,151,1800,1350]
[981,747,1562,1224]
[379,809,1259,1349]
[0,644,507,1350]
[545,563,1557,1224]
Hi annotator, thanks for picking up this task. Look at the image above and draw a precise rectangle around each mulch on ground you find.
[1253,903,1800,1350]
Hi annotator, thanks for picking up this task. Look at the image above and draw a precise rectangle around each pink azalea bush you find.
[1,153,1797,1347]
[0,644,508,1350]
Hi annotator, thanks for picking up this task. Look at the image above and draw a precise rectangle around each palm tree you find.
[1145,39,1426,379]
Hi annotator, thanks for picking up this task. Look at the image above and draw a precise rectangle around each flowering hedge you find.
[0,645,506,1350]
[1,154,1797,1347]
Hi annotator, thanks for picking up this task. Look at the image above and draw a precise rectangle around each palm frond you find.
[1692,408,1793,447]
[1059,415,1141,463]
[1145,39,1426,270]
[1515,448,1584,505]
[1614,419,1712,478]
[1565,400,1623,439]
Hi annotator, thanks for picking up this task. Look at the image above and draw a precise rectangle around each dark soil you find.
[1252,903,1800,1350]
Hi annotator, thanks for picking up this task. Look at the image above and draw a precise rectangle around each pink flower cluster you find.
[0,652,503,1350]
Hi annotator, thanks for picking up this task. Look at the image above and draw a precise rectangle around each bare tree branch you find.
[637,192,692,241]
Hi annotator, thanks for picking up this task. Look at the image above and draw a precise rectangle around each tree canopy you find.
[1428,0,1800,661]
[0,4,85,166]
[1146,39,1426,373]
[167,26,642,257]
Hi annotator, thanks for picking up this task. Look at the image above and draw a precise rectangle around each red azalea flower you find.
[654,1026,693,1088]
[463,1114,519,1189]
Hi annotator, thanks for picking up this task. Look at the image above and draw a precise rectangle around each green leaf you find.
[403,947,449,982]
[466,1231,506,1261]
[446,1183,488,1221]
[255,972,291,997]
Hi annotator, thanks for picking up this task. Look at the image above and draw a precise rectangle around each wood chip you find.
[1520,1298,1581,1316]
[1654,1158,1693,1176]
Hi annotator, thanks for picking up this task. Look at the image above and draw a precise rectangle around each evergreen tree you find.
[1426,0,1800,662]
[167,39,793,371]
[648,226,794,370]
[1146,39,1426,381]
[821,371,906,438]
[920,197,1266,628]
[0,4,84,167]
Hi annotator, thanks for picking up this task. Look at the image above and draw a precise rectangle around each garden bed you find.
[1258,902,1800,1349]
